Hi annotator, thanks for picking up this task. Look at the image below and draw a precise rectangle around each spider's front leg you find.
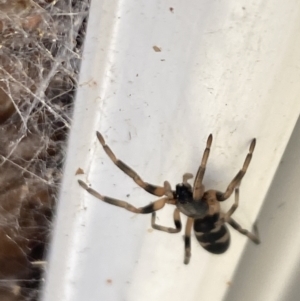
[78,180,172,214]
[96,131,166,196]
[151,208,182,233]
[193,134,213,200]
[215,188,239,227]
[217,138,256,202]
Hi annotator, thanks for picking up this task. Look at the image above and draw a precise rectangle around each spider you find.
[78,131,260,264]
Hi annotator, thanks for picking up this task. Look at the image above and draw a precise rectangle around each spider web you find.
[0,1,90,300]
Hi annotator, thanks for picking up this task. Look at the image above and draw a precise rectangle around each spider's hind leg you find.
[228,217,260,244]
[96,131,166,197]
[184,217,194,264]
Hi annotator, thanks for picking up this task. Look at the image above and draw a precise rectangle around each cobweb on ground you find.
[0,1,90,300]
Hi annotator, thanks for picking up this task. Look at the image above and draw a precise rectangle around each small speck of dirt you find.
[75,168,84,175]
[153,45,162,52]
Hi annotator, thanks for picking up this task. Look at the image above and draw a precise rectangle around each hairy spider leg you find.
[216,188,240,226]
[228,217,260,244]
[78,180,173,213]
[218,138,256,202]
[193,134,213,200]
[151,208,182,233]
[184,217,194,264]
[96,131,165,196]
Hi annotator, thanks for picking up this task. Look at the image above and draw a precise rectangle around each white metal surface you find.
[224,116,300,301]
[43,0,300,301]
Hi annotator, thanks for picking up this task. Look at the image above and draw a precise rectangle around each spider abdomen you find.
[194,215,230,254]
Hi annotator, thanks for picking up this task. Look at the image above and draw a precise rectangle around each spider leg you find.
[78,180,170,214]
[193,134,213,201]
[96,131,165,196]
[217,138,256,202]
[228,217,260,244]
[151,208,181,233]
[184,217,194,264]
[216,188,239,227]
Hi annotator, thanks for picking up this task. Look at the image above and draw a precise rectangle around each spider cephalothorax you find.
[175,183,208,219]
[175,183,193,203]
[78,131,259,264]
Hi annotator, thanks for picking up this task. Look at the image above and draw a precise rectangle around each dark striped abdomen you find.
[193,214,230,254]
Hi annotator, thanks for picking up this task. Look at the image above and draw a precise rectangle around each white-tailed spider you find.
[78,132,260,264]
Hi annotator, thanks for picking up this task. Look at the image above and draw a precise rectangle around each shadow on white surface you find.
[224,115,300,301]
